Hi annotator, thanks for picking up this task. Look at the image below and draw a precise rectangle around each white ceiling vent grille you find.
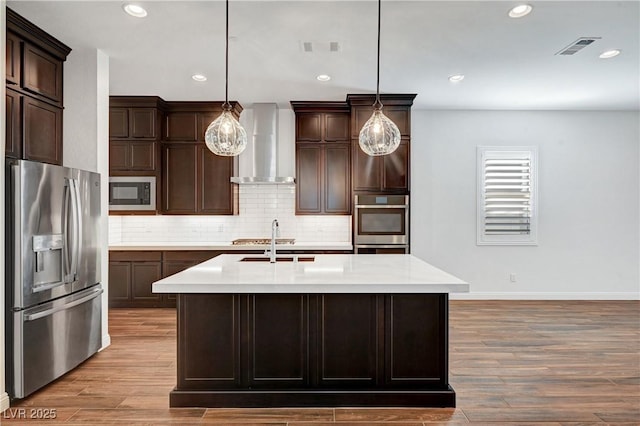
[556,37,601,55]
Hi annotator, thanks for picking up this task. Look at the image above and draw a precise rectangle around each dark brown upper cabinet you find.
[22,42,63,104]
[6,8,71,166]
[347,94,416,195]
[109,97,167,177]
[161,143,235,215]
[5,88,22,159]
[164,101,241,142]
[23,95,62,165]
[109,96,167,140]
[109,140,156,172]
[160,101,241,216]
[291,102,351,215]
[6,31,21,86]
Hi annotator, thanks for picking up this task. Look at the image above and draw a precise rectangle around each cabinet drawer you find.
[110,251,162,262]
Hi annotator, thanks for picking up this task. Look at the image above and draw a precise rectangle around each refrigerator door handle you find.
[65,178,81,283]
[72,178,83,274]
[24,288,103,322]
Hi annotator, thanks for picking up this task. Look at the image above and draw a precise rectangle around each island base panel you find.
[169,388,456,408]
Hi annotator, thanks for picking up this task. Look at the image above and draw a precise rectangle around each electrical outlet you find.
[509,273,517,283]
[218,224,224,232]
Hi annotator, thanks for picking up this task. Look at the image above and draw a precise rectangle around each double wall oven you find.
[354,195,409,254]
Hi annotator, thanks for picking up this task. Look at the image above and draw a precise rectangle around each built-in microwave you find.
[108,176,156,211]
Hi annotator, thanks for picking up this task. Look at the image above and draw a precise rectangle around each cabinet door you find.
[297,113,322,141]
[109,140,130,171]
[131,261,163,304]
[383,141,409,192]
[178,294,242,389]
[198,112,218,142]
[131,108,157,138]
[108,261,132,305]
[130,141,156,171]
[324,144,351,214]
[199,146,234,214]
[5,89,22,159]
[162,260,196,305]
[384,294,447,388]
[352,142,381,192]
[248,295,309,388]
[166,112,198,141]
[109,108,130,138]
[22,42,63,104]
[296,144,322,214]
[317,295,379,387]
[23,96,62,165]
[324,113,350,141]
[6,32,21,86]
[162,144,198,213]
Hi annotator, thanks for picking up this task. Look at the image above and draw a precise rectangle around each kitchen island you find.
[153,254,469,408]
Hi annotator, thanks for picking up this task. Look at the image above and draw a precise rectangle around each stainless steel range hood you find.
[231,103,295,184]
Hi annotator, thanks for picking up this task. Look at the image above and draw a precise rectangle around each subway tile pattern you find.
[109,185,351,244]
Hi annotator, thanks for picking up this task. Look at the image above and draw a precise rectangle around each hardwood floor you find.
[4,301,639,424]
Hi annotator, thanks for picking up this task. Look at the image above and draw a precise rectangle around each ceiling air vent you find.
[556,37,601,55]
[300,41,341,53]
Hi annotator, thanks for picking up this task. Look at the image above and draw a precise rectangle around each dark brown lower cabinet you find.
[109,251,163,308]
[171,293,453,408]
[109,250,223,308]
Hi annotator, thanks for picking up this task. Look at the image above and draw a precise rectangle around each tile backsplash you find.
[109,184,351,244]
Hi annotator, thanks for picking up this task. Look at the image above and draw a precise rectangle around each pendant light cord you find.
[374,0,382,110]
[224,0,230,109]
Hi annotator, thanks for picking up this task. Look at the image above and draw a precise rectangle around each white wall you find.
[63,48,111,348]
[411,110,640,299]
[0,1,10,413]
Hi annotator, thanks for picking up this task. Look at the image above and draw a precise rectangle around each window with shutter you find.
[477,146,538,245]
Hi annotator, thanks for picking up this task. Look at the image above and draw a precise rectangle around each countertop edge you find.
[109,243,353,251]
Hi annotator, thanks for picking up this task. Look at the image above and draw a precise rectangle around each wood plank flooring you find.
[3,300,639,425]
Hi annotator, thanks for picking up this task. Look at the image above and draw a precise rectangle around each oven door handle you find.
[355,244,409,248]
[354,205,407,209]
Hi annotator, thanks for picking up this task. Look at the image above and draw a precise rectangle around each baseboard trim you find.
[450,292,639,300]
[100,333,111,352]
[0,391,10,412]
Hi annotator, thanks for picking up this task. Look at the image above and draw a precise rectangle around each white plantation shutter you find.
[477,147,538,245]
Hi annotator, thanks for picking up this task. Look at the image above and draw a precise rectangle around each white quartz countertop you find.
[152,254,469,294]
[109,242,352,251]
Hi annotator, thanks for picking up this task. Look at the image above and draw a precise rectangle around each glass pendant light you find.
[205,0,247,157]
[359,0,401,157]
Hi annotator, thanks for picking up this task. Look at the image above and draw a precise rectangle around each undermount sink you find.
[239,256,315,262]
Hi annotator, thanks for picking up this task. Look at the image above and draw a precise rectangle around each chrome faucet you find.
[267,219,280,263]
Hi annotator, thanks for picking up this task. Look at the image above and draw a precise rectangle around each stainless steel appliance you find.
[108,176,156,211]
[354,194,409,254]
[5,159,103,399]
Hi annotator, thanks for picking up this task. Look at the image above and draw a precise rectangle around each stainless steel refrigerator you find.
[5,159,103,399]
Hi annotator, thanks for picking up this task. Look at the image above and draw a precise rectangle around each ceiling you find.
[6,1,640,110]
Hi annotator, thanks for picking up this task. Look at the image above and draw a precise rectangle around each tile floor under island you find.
[3,301,639,424]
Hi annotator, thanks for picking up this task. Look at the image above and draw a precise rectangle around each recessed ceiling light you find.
[123,3,147,18]
[508,4,533,18]
[316,74,331,82]
[448,74,465,82]
[599,49,621,59]
[192,74,207,82]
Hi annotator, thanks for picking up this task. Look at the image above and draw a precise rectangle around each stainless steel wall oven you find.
[354,195,409,253]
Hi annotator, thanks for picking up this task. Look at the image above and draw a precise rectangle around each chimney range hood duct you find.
[230,103,295,184]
